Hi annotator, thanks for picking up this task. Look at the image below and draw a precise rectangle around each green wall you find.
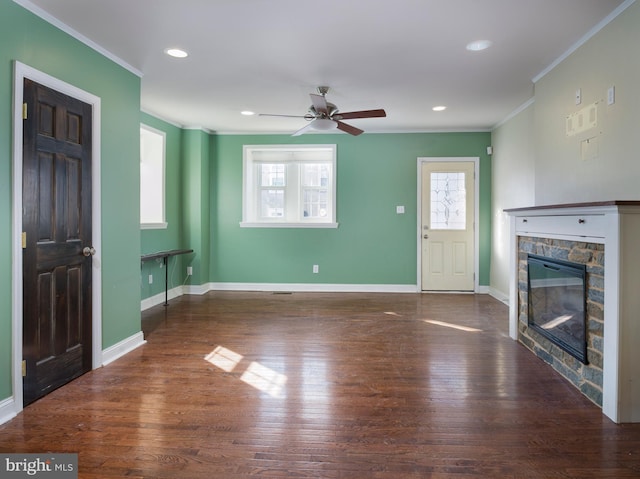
[0,2,142,400]
[139,122,214,302]
[140,127,492,293]
[182,129,211,286]
[211,132,492,286]
[139,113,191,299]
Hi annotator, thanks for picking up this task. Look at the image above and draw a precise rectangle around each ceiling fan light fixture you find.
[311,118,337,131]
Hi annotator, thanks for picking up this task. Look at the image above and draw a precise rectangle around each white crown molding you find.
[140,108,184,129]
[494,0,635,130]
[13,0,143,77]
[532,0,636,83]
[215,128,492,136]
[492,97,535,130]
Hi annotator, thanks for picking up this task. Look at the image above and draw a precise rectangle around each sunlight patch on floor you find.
[422,319,482,332]
[205,346,244,372]
[241,362,287,398]
[205,346,287,398]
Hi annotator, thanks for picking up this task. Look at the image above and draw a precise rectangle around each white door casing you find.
[11,61,102,417]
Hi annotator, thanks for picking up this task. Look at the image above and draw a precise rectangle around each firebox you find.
[527,254,588,364]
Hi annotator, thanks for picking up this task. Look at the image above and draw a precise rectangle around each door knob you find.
[423,234,429,239]
[82,246,96,257]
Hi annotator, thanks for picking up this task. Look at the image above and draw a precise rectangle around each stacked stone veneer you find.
[517,236,604,406]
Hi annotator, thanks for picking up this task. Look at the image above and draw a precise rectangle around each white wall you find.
[534,1,640,205]
[490,1,640,299]
[490,103,536,300]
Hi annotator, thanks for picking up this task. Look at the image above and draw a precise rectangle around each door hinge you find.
[22,360,26,377]
[22,102,28,120]
[22,232,27,249]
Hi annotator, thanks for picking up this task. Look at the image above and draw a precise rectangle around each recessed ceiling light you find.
[241,111,255,116]
[432,106,447,112]
[165,48,188,58]
[466,40,492,52]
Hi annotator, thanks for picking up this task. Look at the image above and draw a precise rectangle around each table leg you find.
[164,256,169,306]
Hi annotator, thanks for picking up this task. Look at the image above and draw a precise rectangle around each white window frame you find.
[241,144,338,228]
[140,124,167,229]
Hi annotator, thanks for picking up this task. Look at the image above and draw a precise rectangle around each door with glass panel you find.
[421,161,475,291]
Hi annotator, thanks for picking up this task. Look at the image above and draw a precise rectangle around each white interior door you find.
[421,161,475,291]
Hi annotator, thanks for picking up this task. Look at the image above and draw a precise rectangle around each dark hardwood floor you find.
[2,292,640,478]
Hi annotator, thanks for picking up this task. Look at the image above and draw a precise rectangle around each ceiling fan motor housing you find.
[261,85,385,136]
[310,102,339,119]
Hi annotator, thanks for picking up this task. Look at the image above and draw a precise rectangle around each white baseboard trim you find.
[140,282,503,311]
[141,286,186,311]
[102,331,146,366]
[488,287,509,305]
[183,283,210,295]
[0,397,17,426]
[207,282,419,293]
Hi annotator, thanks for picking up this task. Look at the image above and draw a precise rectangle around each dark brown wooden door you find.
[22,79,93,406]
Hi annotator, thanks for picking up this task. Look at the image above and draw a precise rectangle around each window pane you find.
[140,125,165,225]
[430,172,466,230]
[303,188,328,218]
[302,163,330,187]
[260,164,286,187]
[260,189,284,218]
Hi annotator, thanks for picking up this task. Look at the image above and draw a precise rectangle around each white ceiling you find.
[18,0,628,134]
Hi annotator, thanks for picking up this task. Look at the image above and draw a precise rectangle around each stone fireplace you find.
[518,237,602,405]
[505,201,640,423]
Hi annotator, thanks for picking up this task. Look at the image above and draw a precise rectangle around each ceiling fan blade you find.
[292,122,316,137]
[336,121,364,136]
[335,109,387,120]
[310,93,329,116]
[259,113,307,118]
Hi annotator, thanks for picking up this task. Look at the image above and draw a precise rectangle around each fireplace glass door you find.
[527,254,588,364]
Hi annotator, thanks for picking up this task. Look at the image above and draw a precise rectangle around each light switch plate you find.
[607,86,615,105]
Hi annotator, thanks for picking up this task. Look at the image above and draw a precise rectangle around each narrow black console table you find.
[141,249,193,306]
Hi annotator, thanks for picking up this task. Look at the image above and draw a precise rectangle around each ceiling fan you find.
[259,86,386,136]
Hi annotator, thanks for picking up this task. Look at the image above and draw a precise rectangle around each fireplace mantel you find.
[505,201,640,423]
[504,200,640,213]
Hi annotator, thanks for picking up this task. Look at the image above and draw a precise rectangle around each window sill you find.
[141,222,168,230]
[240,222,339,229]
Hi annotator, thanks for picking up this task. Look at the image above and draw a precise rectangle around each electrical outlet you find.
[148,274,153,285]
[313,265,319,274]
[187,266,193,276]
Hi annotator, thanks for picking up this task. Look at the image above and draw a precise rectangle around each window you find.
[241,145,337,228]
[140,124,167,229]
[430,171,466,230]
